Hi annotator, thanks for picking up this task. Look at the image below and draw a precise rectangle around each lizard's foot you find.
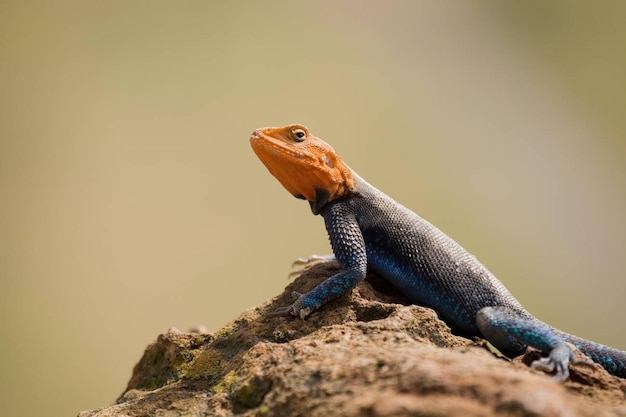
[265,291,313,320]
[289,254,336,279]
[530,343,574,382]
[476,306,578,381]
[531,342,597,381]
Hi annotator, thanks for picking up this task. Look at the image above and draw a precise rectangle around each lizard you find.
[249,123,626,381]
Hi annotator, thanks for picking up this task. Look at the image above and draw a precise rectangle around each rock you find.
[79,262,626,417]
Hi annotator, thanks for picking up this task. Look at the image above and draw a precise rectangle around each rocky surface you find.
[79,261,626,417]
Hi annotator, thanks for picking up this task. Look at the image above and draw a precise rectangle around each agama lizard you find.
[250,124,626,381]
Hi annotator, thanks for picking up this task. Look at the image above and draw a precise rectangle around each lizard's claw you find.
[265,291,313,320]
[531,343,574,382]
[289,254,336,279]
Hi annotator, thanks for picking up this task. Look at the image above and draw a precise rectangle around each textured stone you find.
[79,262,626,417]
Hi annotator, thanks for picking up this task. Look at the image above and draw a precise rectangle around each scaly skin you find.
[250,124,626,381]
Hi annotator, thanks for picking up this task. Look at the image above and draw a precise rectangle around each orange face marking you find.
[250,124,354,208]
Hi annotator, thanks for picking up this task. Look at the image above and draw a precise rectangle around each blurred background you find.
[1,1,625,416]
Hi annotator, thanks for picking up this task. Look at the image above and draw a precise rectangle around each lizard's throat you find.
[253,146,354,213]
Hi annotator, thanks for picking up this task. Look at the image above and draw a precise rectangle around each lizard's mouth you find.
[250,128,307,165]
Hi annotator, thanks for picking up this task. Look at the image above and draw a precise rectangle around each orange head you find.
[250,124,354,214]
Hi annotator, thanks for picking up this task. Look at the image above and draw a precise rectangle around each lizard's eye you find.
[291,129,306,142]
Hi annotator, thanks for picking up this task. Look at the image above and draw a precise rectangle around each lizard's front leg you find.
[266,201,367,319]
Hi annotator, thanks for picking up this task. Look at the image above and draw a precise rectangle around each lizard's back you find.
[345,173,530,334]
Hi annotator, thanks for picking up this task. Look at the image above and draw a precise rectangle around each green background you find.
[1,2,625,416]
